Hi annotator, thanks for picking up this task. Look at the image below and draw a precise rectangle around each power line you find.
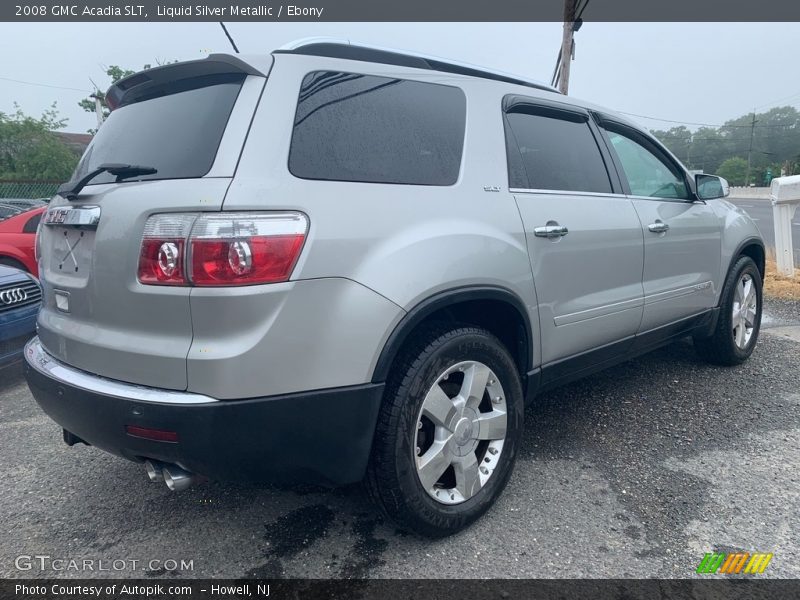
[619,110,798,129]
[618,111,735,128]
[755,89,800,110]
[0,76,91,93]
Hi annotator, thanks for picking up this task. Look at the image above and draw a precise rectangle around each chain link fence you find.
[0,180,60,200]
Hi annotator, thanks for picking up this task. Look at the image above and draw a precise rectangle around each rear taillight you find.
[138,214,196,285]
[137,212,308,287]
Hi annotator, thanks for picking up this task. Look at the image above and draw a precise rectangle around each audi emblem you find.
[0,287,28,305]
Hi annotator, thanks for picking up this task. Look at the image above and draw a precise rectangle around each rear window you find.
[504,110,612,193]
[71,74,244,186]
[288,71,466,186]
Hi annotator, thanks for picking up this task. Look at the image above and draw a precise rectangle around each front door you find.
[598,122,721,332]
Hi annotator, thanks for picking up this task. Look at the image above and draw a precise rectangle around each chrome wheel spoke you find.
[476,411,507,440]
[745,288,756,309]
[414,359,509,505]
[422,384,457,429]
[732,273,757,349]
[735,320,747,348]
[417,440,451,491]
[460,362,490,410]
[742,278,753,307]
[732,305,742,322]
[454,452,481,499]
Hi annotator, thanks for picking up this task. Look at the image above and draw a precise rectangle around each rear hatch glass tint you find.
[71,74,244,187]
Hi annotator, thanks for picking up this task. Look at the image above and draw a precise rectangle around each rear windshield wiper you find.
[58,163,158,200]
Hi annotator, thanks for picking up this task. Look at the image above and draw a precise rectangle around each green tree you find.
[0,104,78,180]
[652,126,692,166]
[715,157,748,186]
[79,62,175,130]
[688,127,728,174]
[649,105,800,179]
[78,65,137,124]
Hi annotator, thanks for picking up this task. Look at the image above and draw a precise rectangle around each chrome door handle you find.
[534,224,569,238]
[648,221,670,233]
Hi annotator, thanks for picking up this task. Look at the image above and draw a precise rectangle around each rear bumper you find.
[24,337,384,486]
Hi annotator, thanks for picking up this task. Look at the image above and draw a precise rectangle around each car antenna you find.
[219,22,240,53]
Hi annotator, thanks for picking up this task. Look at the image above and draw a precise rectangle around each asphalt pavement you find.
[729,197,800,262]
[1,299,798,580]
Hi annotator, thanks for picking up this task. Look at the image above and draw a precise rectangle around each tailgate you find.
[35,56,268,390]
[37,180,229,390]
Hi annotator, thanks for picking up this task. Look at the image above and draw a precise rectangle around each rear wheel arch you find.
[371,286,534,385]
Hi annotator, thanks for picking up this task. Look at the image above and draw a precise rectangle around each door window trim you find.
[592,114,697,203]
[501,95,624,195]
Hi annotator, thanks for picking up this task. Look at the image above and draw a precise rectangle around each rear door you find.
[504,98,645,371]
[36,60,265,390]
[596,119,721,332]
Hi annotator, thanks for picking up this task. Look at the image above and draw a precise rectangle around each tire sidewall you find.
[391,330,524,528]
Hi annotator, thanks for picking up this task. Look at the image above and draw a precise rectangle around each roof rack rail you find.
[274,38,559,94]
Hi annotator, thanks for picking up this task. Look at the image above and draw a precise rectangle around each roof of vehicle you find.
[0,204,45,229]
[274,38,560,94]
[0,199,46,218]
[105,40,649,146]
[271,39,645,133]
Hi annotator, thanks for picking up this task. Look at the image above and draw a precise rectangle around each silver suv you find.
[25,40,764,536]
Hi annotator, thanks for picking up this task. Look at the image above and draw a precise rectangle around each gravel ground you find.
[0,299,797,579]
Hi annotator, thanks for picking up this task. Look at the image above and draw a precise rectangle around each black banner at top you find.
[2,0,800,22]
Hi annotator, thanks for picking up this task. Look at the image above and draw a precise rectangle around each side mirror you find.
[695,174,730,200]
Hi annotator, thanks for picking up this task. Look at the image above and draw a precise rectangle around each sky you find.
[1,22,799,134]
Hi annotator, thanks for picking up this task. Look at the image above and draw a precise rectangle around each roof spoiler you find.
[106,54,264,110]
[274,38,559,95]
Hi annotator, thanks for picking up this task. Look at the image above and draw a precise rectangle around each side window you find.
[604,128,689,199]
[23,212,42,233]
[289,71,466,186]
[503,109,612,193]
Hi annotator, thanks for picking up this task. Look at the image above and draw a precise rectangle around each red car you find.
[0,203,46,277]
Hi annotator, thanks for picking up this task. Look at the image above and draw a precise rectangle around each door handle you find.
[648,221,670,233]
[534,224,569,238]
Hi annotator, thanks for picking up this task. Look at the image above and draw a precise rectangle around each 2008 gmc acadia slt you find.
[24,40,765,536]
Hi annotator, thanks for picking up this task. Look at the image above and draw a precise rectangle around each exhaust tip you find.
[163,465,196,492]
[144,460,163,482]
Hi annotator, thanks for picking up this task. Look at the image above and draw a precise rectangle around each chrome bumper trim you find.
[24,337,218,405]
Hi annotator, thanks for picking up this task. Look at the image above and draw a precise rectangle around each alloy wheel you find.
[732,272,758,349]
[413,360,508,505]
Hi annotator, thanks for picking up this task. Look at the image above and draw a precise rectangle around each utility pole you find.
[557,0,578,94]
[745,108,757,186]
[91,94,104,130]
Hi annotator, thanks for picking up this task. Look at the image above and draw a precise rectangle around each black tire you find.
[0,257,28,272]
[694,256,762,365]
[365,323,524,537]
